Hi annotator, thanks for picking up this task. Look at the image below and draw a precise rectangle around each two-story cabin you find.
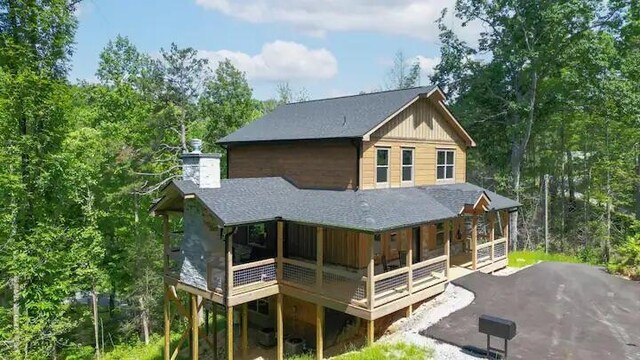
[151,86,519,360]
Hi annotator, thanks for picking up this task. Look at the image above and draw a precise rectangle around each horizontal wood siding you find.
[228,140,358,190]
[361,140,466,189]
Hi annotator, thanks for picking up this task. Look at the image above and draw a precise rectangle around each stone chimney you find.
[181,139,221,188]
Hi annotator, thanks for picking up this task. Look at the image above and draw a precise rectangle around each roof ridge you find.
[285,85,434,105]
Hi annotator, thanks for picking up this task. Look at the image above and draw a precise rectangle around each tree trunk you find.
[509,154,520,252]
[508,70,538,251]
[92,289,100,359]
[180,112,187,152]
[109,281,116,317]
[636,151,640,220]
[12,275,20,353]
[604,123,611,263]
[140,297,150,345]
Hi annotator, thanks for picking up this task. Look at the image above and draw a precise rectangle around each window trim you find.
[375,147,390,188]
[436,148,456,182]
[400,147,415,186]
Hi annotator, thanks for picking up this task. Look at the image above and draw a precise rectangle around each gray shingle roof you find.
[218,86,436,144]
[171,178,519,232]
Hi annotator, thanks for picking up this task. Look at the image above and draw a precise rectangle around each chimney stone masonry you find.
[181,139,221,188]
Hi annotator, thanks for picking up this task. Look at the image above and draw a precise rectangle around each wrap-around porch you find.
[162,207,510,360]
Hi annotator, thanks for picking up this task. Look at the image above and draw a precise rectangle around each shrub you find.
[609,232,640,280]
[333,342,433,360]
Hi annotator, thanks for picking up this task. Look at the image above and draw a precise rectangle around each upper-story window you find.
[401,148,414,186]
[436,149,455,181]
[376,147,390,187]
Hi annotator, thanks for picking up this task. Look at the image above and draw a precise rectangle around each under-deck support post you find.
[276,294,284,360]
[472,215,478,270]
[316,304,324,360]
[191,294,199,360]
[444,220,450,279]
[213,304,218,360]
[242,303,248,359]
[226,305,233,360]
[164,285,170,360]
[367,319,374,346]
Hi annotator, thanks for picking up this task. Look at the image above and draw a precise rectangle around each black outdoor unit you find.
[479,314,516,359]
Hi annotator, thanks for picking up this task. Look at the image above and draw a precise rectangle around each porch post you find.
[316,304,324,360]
[191,294,199,360]
[405,229,413,317]
[367,234,375,310]
[461,217,467,245]
[226,305,233,360]
[277,221,284,281]
[444,220,450,279]
[226,230,233,296]
[163,214,170,274]
[501,210,509,258]
[471,215,478,270]
[242,303,248,359]
[276,294,284,360]
[367,319,375,346]
[164,285,170,360]
[489,212,495,262]
[316,226,323,290]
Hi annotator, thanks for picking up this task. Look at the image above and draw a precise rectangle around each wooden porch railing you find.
[474,237,508,270]
[281,258,368,308]
[493,237,507,259]
[231,258,277,295]
[372,255,447,307]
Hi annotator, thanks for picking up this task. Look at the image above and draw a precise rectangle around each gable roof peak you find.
[285,86,435,105]
[217,85,475,146]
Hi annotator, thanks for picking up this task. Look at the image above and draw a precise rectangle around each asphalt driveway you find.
[425,262,640,359]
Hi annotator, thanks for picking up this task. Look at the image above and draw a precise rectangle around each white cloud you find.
[200,40,338,81]
[416,55,440,79]
[195,0,483,44]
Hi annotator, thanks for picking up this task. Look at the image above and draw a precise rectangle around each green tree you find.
[200,59,255,174]
[385,50,421,90]
[0,0,83,357]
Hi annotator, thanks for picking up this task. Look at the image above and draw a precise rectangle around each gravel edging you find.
[491,266,522,276]
[379,284,477,360]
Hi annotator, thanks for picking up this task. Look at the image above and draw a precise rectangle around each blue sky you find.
[71,0,478,100]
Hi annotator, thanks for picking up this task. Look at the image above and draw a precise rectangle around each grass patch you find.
[508,250,582,268]
[330,342,433,360]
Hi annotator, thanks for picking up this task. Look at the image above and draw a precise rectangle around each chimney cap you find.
[181,152,221,159]
[190,138,203,153]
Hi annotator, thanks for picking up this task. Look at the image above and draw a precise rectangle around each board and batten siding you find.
[360,98,467,189]
[228,140,358,190]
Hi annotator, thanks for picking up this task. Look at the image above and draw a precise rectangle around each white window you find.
[248,299,269,315]
[376,147,390,187]
[401,148,414,185]
[437,149,455,181]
